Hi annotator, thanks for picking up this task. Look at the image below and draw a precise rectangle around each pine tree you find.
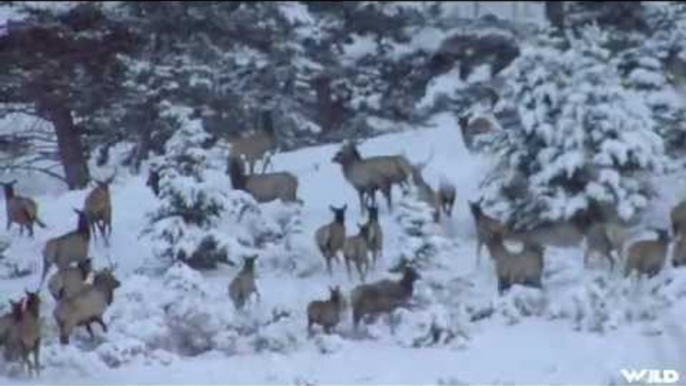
[481,28,666,230]
[141,104,232,271]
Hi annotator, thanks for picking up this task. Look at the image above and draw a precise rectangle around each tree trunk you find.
[545,1,565,31]
[314,74,335,133]
[45,104,90,190]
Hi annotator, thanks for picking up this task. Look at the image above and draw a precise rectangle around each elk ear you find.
[342,204,347,212]
[330,205,336,212]
[9,179,17,185]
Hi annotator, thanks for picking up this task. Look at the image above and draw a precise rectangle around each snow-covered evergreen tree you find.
[140,104,234,271]
[480,27,667,230]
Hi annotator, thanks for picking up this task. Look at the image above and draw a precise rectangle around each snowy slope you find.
[1,112,686,385]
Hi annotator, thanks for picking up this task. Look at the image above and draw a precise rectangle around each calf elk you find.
[315,205,347,275]
[307,286,346,335]
[1,180,46,237]
[228,255,261,310]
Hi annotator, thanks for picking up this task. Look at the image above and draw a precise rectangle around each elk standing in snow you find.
[1,180,46,237]
[315,205,347,276]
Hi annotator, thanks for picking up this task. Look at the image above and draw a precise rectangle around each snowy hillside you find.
[1,112,686,385]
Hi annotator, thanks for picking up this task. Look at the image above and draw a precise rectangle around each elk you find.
[53,269,121,345]
[409,149,441,223]
[458,114,498,152]
[583,222,618,270]
[468,200,505,267]
[0,299,23,353]
[1,180,46,237]
[227,156,300,205]
[84,172,116,244]
[228,255,261,310]
[624,228,670,279]
[350,265,421,330]
[40,209,91,288]
[48,258,92,301]
[315,205,347,275]
[306,286,346,335]
[343,223,372,283]
[438,179,456,218]
[364,204,383,270]
[332,141,412,214]
[7,291,41,377]
[228,112,277,175]
[484,228,545,295]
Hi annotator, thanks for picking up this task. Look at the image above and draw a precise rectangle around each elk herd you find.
[0,172,119,376]
[3,114,686,377]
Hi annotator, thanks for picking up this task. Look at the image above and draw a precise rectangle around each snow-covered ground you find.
[1,112,686,385]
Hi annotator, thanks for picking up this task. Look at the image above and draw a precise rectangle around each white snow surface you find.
[0,113,686,384]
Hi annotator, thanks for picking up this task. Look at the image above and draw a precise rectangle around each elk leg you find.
[34,339,40,376]
[345,258,352,281]
[498,277,510,295]
[475,238,482,267]
[356,261,365,283]
[383,186,392,212]
[358,190,366,215]
[85,323,95,338]
[95,317,108,333]
[326,256,333,276]
[606,251,615,271]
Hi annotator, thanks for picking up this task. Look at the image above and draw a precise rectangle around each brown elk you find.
[307,286,346,335]
[84,172,116,244]
[1,180,46,237]
[228,112,277,175]
[53,269,121,345]
[350,265,421,329]
[7,291,41,376]
[315,205,347,275]
[40,209,91,288]
[227,156,300,206]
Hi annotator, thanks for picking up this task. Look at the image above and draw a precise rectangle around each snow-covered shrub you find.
[480,28,667,230]
[106,263,305,359]
[390,303,470,349]
[392,196,459,270]
[312,334,347,355]
[495,285,548,326]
